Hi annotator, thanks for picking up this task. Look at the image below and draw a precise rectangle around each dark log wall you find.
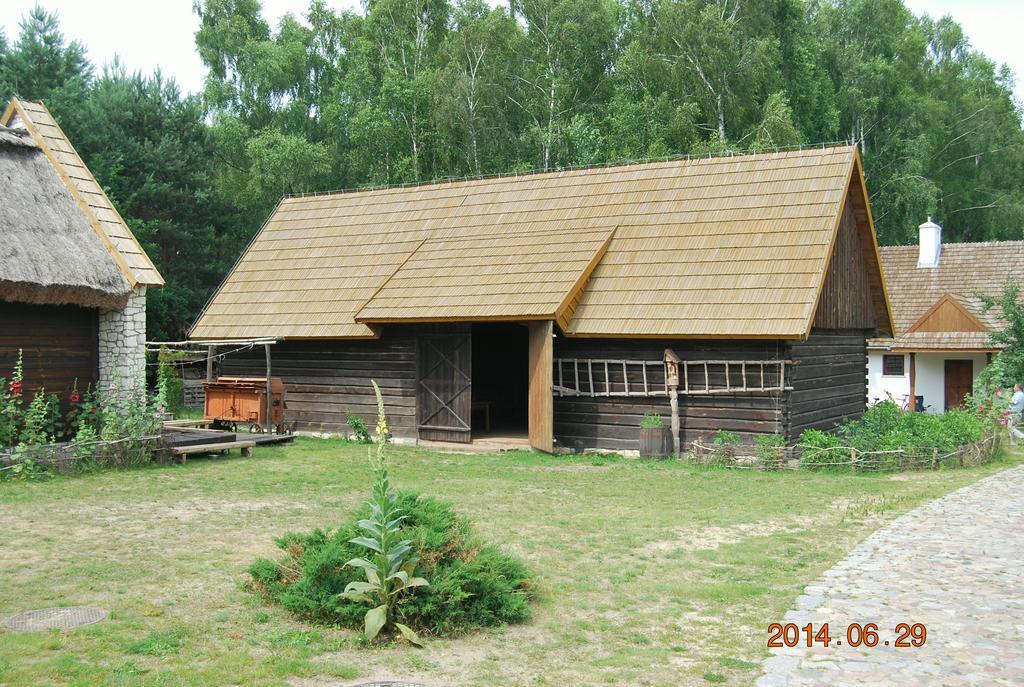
[220,328,418,438]
[0,300,98,400]
[552,338,788,452]
[786,328,869,437]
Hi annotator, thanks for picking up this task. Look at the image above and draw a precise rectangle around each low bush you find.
[754,434,786,469]
[249,381,533,641]
[799,401,993,469]
[248,491,533,637]
[640,413,663,428]
[345,412,371,443]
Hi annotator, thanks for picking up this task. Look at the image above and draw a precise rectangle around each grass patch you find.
[0,437,1018,685]
[125,630,184,657]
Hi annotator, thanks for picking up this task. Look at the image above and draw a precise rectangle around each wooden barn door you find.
[417,327,472,442]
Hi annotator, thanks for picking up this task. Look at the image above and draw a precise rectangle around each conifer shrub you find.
[248,381,533,641]
[248,491,533,637]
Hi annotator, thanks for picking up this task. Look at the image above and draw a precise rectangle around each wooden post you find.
[264,343,273,434]
[931,447,938,469]
[206,345,215,381]
[665,349,681,457]
[851,447,857,474]
[908,352,917,412]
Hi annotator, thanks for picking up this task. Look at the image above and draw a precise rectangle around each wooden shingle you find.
[191,145,886,340]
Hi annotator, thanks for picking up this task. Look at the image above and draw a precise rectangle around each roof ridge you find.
[881,239,1024,250]
[282,142,857,202]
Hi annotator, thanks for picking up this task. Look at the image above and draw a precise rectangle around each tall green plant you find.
[340,381,429,646]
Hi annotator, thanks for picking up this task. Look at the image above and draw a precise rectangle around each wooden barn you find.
[1,99,163,400]
[190,145,893,452]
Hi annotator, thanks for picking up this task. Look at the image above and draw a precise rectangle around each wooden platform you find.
[163,427,237,449]
[169,440,256,464]
[161,423,295,465]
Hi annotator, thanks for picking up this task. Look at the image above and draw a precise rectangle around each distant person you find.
[1009,384,1024,446]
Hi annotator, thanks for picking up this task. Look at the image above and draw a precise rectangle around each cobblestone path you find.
[758,465,1024,686]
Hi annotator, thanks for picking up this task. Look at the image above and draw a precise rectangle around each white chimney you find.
[918,217,942,268]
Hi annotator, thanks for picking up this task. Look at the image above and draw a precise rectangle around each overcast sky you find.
[2,0,1021,101]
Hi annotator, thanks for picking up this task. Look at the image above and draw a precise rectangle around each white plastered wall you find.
[867,350,989,413]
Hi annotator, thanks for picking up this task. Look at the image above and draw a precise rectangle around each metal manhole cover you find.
[1,606,108,632]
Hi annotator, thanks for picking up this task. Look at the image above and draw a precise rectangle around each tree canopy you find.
[1,0,1022,340]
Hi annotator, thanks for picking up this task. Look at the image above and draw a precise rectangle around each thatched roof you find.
[3,98,163,288]
[192,145,891,341]
[0,124,131,310]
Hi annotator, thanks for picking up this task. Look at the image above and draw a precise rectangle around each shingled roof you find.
[190,144,890,340]
[2,98,163,288]
[873,241,1024,351]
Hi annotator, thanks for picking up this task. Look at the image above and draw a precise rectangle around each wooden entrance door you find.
[944,360,973,410]
[418,328,472,442]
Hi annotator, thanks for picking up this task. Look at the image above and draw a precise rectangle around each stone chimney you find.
[918,217,942,268]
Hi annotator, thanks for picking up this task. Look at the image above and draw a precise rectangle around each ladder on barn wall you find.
[552,358,793,397]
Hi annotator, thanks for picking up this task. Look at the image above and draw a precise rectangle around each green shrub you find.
[712,429,740,446]
[248,491,532,637]
[798,428,841,466]
[754,434,786,469]
[800,401,992,469]
[640,413,663,428]
[345,412,371,443]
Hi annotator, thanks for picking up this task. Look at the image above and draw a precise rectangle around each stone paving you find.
[758,465,1024,686]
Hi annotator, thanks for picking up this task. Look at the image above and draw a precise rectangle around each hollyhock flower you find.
[10,380,22,395]
[69,390,81,404]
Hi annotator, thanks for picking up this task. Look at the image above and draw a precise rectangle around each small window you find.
[882,354,905,376]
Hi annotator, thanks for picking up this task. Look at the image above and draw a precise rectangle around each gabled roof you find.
[191,145,890,340]
[355,222,615,329]
[0,124,131,309]
[2,98,163,288]
[875,241,1024,351]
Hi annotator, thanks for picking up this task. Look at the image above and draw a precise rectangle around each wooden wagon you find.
[202,376,286,433]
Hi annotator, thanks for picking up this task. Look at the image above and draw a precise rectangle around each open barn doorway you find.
[471,323,529,441]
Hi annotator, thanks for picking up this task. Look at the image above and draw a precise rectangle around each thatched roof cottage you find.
[1,98,163,399]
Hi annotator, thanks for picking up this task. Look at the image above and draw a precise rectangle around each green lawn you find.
[0,439,1017,686]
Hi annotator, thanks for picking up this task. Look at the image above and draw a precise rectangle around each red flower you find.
[10,380,22,395]
[69,390,81,404]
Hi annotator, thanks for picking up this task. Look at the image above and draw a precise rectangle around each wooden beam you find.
[528,321,554,453]
[206,345,215,381]
[908,352,917,412]
[265,343,273,434]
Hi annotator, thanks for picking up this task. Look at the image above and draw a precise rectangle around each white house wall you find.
[868,351,910,406]
[867,350,988,413]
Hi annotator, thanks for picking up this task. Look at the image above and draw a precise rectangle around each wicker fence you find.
[689,432,1004,472]
[0,434,164,476]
